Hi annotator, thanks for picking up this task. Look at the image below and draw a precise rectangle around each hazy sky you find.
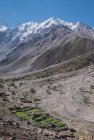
[0,0,93,27]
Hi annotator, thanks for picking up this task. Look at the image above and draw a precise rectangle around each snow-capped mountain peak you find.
[38,17,64,28]
[0,17,94,61]
[0,25,8,32]
[18,21,38,31]
[38,17,94,32]
[62,22,79,30]
[13,17,67,42]
[6,17,94,43]
[40,18,82,31]
[0,17,94,34]
[0,18,94,42]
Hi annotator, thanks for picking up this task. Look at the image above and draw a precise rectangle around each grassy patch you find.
[16,112,30,119]
[10,106,68,132]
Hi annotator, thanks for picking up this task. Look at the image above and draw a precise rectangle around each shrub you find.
[0,83,3,88]
[29,88,36,94]
[10,82,15,87]
[91,85,94,89]
[47,85,52,90]
[53,85,58,91]
[46,89,52,94]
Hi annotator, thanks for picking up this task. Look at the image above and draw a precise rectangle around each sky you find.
[0,0,93,27]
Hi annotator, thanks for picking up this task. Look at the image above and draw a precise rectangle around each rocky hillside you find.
[0,18,94,74]
[0,18,94,140]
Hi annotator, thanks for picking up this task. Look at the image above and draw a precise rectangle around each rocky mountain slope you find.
[0,17,94,74]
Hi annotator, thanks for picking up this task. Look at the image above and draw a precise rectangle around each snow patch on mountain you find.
[0,17,94,61]
[0,25,8,32]
[1,18,94,43]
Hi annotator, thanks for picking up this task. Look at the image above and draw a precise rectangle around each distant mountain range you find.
[0,17,94,74]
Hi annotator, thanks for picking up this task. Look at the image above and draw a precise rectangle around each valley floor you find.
[0,65,94,139]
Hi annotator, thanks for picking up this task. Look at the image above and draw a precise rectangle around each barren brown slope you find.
[0,26,94,74]
[31,36,94,71]
[0,25,72,73]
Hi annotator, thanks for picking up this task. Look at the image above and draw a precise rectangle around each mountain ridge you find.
[0,17,94,74]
